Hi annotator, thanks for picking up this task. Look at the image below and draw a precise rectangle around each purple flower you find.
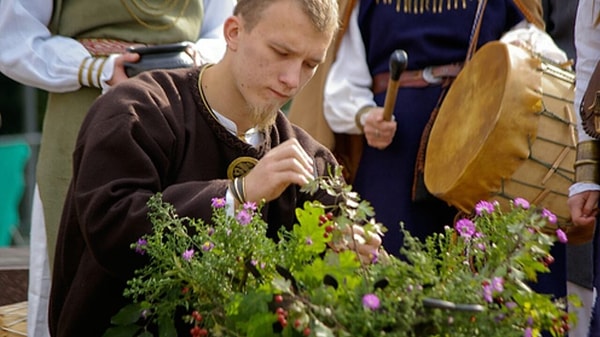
[476,243,486,251]
[371,250,379,264]
[211,197,226,209]
[243,201,257,211]
[305,237,313,245]
[236,210,252,225]
[475,200,495,215]
[556,228,568,243]
[527,316,534,326]
[202,241,214,252]
[182,249,195,261]
[492,277,504,292]
[524,327,533,337]
[542,208,557,224]
[513,197,530,209]
[455,218,476,238]
[482,284,493,303]
[505,302,517,310]
[362,293,380,310]
[207,227,215,236]
[135,238,147,255]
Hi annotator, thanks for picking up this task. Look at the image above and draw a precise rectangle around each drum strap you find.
[580,60,600,139]
[412,0,487,202]
[465,0,487,63]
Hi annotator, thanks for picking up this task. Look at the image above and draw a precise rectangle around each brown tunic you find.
[49,66,338,337]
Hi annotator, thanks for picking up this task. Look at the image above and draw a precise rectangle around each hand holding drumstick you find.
[363,50,407,150]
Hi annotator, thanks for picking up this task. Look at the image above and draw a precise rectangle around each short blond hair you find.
[234,0,340,34]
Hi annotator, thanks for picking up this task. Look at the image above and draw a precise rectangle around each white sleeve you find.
[323,2,375,135]
[574,0,600,143]
[195,0,235,64]
[569,0,600,195]
[500,20,568,65]
[0,0,92,92]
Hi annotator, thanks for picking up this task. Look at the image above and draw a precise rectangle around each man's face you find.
[230,1,333,129]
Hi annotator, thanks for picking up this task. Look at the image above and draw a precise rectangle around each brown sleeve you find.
[513,0,545,30]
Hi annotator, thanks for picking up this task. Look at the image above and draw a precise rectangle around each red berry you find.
[303,327,311,336]
[192,311,203,322]
[190,326,201,337]
[326,212,334,220]
[294,319,301,328]
[543,255,555,266]
[278,315,288,327]
[274,294,284,303]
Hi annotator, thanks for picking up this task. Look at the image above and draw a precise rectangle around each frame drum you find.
[424,41,576,224]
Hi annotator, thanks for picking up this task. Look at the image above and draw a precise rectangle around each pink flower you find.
[475,200,495,215]
[182,249,195,261]
[513,197,530,209]
[202,241,214,251]
[455,218,476,238]
[482,284,493,303]
[492,277,504,292]
[542,208,557,224]
[556,228,568,243]
[362,293,380,310]
[243,201,257,211]
[236,209,252,225]
[135,238,147,255]
[211,197,226,208]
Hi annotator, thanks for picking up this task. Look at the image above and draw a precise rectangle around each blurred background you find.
[0,74,45,248]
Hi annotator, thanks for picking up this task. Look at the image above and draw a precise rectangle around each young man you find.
[0,1,234,336]
[48,0,380,336]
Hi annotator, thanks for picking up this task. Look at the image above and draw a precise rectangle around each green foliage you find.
[103,166,579,337]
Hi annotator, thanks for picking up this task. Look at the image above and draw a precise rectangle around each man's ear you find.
[224,16,242,51]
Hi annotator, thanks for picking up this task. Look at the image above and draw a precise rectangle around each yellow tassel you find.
[378,0,474,13]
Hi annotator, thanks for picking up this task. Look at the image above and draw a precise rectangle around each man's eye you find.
[274,49,289,57]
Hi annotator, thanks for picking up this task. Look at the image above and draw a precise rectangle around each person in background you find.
[543,0,595,336]
[48,0,381,335]
[323,0,566,251]
[567,1,600,337]
[290,1,570,332]
[0,1,235,336]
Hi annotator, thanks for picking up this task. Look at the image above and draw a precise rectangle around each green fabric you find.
[0,141,30,246]
[41,0,206,268]
[49,0,204,44]
[37,88,99,266]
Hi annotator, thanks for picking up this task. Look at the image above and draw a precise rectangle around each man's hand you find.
[330,224,383,264]
[362,107,397,150]
[244,138,315,203]
[567,190,598,244]
[106,53,140,86]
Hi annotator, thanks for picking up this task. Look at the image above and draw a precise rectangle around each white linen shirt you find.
[0,0,234,92]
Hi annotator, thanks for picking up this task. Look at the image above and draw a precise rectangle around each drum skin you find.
[424,41,576,224]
